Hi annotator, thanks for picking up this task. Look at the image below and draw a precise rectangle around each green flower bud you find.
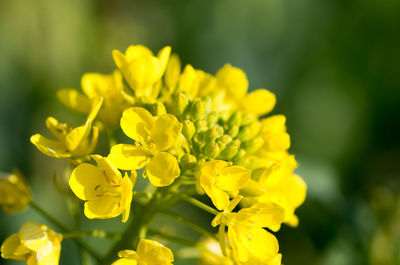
[237,121,261,141]
[194,119,208,132]
[204,142,220,159]
[232,149,246,164]
[241,136,264,154]
[190,99,206,121]
[180,153,197,169]
[205,128,219,142]
[241,112,256,125]
[228,112,242,127]
[151,102,167,116]
[182,120,195,139]
[207,112,219,125]
[227,125,240,138]
[217,135,233,145]
[218,139,241,160]
[175,92,189,119]
[202,96,213,114]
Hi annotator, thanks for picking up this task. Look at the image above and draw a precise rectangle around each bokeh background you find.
[1,0,400,264]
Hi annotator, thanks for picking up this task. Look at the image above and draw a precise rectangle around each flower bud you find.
[194,119,208,132]
[241,136,264,154]
[190,99,205,121]
[227,125,240,138]
[204,143,220,159]
[151,102,167,116]
[241,112,256,125]
[175,92,189,119]
[207,112,219,125]
[182,120,195,139]
[232,149,246,164]
[227,112,242,127]
[205,128,219,142]
[202,96,213,114]
[180,153,197,169]
[218,139,241,160]
[237,121,261,141]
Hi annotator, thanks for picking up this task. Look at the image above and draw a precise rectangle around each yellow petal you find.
[216,166,251,193]
[0,233,30,260]
[216,64,248,100]
[125,45,153,61]
[156,46,171,80]
[18,223,48,252]
[120,174,134,223]
[111,258,138,265]
[146,152,180,187]
[30,134,70,158]
[84,196,122,220]
[122,56,163,96]
[65,125,90,153]
[45,117,69,140]
[57,88,91,114]
[178,64,198,98]
[137,239,174,264]
[91,155,122,184]
[242,89,276,116]
[120,107,154,143]
[246,228,279,261]
[69,163,108,201]
[151,114,182,151]
[108,144,150,171]
[165,53,181,92]
[196,70,216,98]
[112,49,128,69]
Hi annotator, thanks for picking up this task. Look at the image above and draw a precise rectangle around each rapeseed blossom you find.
[0,170,31,214]
[1,44,306,265]
[30,98,102,160]
[108,107,182,187]
[1,222,62,265]
[69,155,134,222]
[112,239,174,265]
[58,70,128,127]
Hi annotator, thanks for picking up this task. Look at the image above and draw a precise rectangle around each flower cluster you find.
[1,44,306,265]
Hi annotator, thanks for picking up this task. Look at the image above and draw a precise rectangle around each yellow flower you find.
[111,239,174,265]
[69,155,134,223]
[198,238,234,265]
[30,98,102,160]
[108,107,182,187]
[214,64,276,116]
[212,198,284,263]
[258,115,290,154]
[198,238,282,265]
[112,45,171,100]
[196,160,251,211]
[177,64,216,99]
[241,155,307,226]
[0,170,31,214]
[57,70,128,127]
[1,222,62,265]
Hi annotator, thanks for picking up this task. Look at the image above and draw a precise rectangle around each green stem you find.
[29,201,102,262]
[218,224,227,256]
[179,195,219,215]
[148,229,197,247]
[100,190,164,265]
[30,201,70,231]
[160,210,217,240]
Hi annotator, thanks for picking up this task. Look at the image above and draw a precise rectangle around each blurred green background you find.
[1,0,400,264]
